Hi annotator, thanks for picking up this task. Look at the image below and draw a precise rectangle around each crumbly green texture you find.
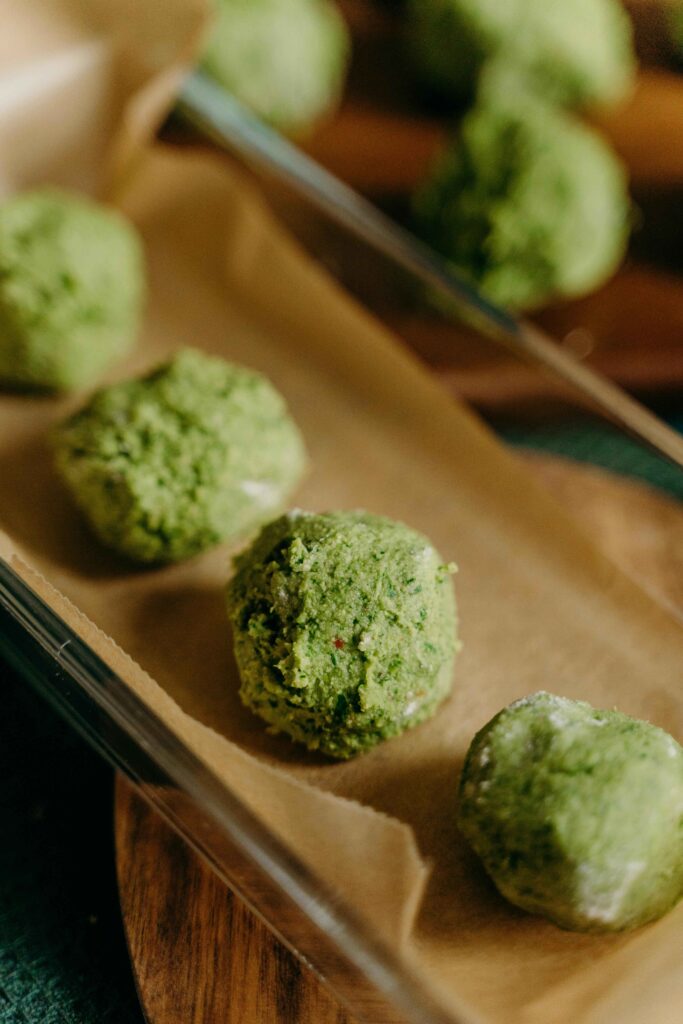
[201,0,350,134]
[407,0,635,110]
[53,349,307,563]
[458,692,683,932]
[227,511,459,759]
[414,88,630,310]
[0,188,144,391]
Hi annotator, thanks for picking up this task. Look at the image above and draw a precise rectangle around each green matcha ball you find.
[227,511,459,759]
[201,0,350,135]
[458,692,683,932]
[54,349,307,563]
[0,189,144,392]
[406,0,636,110]
[414,93,630,310]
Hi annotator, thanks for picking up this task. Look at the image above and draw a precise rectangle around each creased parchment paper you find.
[2,5,683,1023]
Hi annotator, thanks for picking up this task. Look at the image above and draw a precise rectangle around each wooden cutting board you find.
[119,6,683,1020]
[115,454,683,1024]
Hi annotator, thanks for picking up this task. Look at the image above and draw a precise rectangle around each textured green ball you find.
[227,511,459,759]
[407,0,635,110]
[54,349,307,563]
[0,189,144,392]
[458,692,683,932]
[414,93,630,310]
[201,0,350,134]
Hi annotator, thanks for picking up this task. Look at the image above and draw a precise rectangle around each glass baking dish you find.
[2,75,683,1024]
[0,559,462,1024]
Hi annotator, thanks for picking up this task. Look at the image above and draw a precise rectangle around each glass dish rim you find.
[0,556,472,1024]
[3,72,683,1024]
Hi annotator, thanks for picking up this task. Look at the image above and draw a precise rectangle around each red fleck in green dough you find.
[53,349,307,563]
[458,692,683,932]
[227,511,460,759]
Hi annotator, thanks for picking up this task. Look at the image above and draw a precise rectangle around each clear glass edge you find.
[3,71,680,1024]
[176,71,683,473]
[0,556,472,1024]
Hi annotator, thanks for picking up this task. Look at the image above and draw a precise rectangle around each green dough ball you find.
[414,91,630,310]
[458,692,683,932]
[407,0,636,110]
[54,349,307,563]
[201,0,350,134]
[0,189,144,392]
[227,511,459,759]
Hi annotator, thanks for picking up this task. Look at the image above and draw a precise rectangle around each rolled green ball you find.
[54,349,307,563]
[458,692,683,932]
[406,0,636,110]
[227,511,460,759]
[414,91,630,310]
[201,0,350,135]
[0,189,144,392]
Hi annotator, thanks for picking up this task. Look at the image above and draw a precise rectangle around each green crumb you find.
[201,0,350,135]
[414,86,630,311]
[227,511,460,759]
[53,348,307,563]
[0,188,144,392]
[458,692,683,932]
[406,0,636,110]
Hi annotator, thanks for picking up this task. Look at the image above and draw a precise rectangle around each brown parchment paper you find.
[0,0,208,196]
[2,5,683,1023]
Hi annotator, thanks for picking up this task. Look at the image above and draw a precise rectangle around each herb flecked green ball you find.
[201,0,350,135]
[407,0,636,110]
[54,349,307,563]
[227,511,460,759]
[0,189,144,392]
[414,91,630,311]
[458,692,683,932]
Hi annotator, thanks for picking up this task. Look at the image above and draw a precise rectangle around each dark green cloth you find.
[0,672,142,1023]
[502,416,683,501]
[1,417,681,1023]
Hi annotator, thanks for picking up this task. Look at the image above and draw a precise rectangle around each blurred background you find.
[169,0,683,493]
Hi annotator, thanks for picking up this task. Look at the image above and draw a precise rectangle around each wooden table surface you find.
[118,3,683,1019]
[116,454,683,1024]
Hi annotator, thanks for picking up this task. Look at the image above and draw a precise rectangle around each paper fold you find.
[1,540,427,944]
[0,0,208,196]
[2,5,683,1023]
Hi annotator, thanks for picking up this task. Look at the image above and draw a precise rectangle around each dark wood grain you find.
[116,454,683,1024]
[117,5,683,1020]
[115,777,354,1024]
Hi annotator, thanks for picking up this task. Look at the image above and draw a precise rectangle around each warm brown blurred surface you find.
[296,0,683,417]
